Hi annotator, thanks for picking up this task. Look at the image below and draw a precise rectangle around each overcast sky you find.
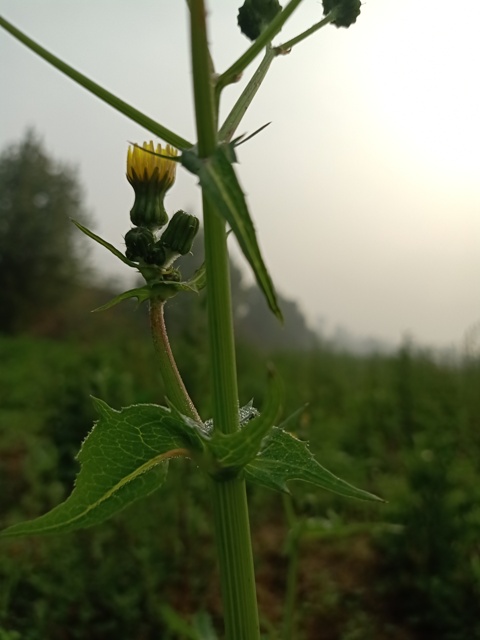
[1,0,480,349]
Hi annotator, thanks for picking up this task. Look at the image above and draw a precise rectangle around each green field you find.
[1,333,480,639]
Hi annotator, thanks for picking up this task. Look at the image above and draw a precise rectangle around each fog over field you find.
[2,0,480,349]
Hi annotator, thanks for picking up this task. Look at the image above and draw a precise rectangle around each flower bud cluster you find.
[125,210,199,267]
[125,137,199,276]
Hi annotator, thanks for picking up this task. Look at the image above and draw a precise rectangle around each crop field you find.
[1,332,479,640]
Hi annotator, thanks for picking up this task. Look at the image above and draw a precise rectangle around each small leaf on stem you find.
[72,219,137,267]
[209,369,282,471]
[244,427,384,502]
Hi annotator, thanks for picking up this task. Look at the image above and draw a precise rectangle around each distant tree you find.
[0,130,91,333]
[235,284,317,351]
[165,229,317,352]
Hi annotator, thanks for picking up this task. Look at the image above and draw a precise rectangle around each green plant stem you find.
[216,0,304,94]
[218,10,336,143]
[274,11,337,54]
[211,477,259,638]
[0,16,192,150]
[190,5,218,141]
[149,298,200,421]
[219,46,275,143]
[190,2,260,638]
[201,196,241,435]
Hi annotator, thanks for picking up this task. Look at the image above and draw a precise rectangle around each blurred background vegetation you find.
[1,132,479,639]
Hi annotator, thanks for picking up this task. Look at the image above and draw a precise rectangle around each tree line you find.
[0,131,316,350]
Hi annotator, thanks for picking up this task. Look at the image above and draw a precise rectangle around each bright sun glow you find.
[363,0,480,180]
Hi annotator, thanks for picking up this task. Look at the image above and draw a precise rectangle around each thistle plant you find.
[0,1,379,638]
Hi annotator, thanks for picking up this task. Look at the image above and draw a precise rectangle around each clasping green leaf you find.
[244,426,383,502]
[181,144,282,321]
[208,368,282,473]
[0,400,205,538]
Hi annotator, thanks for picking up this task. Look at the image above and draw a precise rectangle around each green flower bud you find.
[128,180,169,228]
[161,210,200,256]
[124,226,155,262]
[322,0,361,28]
[237,0,282,41]
[126,141,178,229]
[145,243,167,266]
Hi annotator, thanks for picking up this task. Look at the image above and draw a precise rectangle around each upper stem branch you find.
[216,0,304,93]
[274,10,337,54]
[217,5,334,145]
[190,3,218,153]
[218,46,275,143]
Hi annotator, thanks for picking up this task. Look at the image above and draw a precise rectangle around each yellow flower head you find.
[127,141,178,188]
[126,141,178,229]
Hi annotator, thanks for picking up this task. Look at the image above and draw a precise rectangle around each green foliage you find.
[237,0,283,41]
[161,605,218,640]
[72,219,206,311]
[3,7,469,638]
[0,631,21,640]
[371,344,480,638]
[0,130,91,333]
[2,366,376,538]
[1,491,211,640]
[2,336,480,637]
